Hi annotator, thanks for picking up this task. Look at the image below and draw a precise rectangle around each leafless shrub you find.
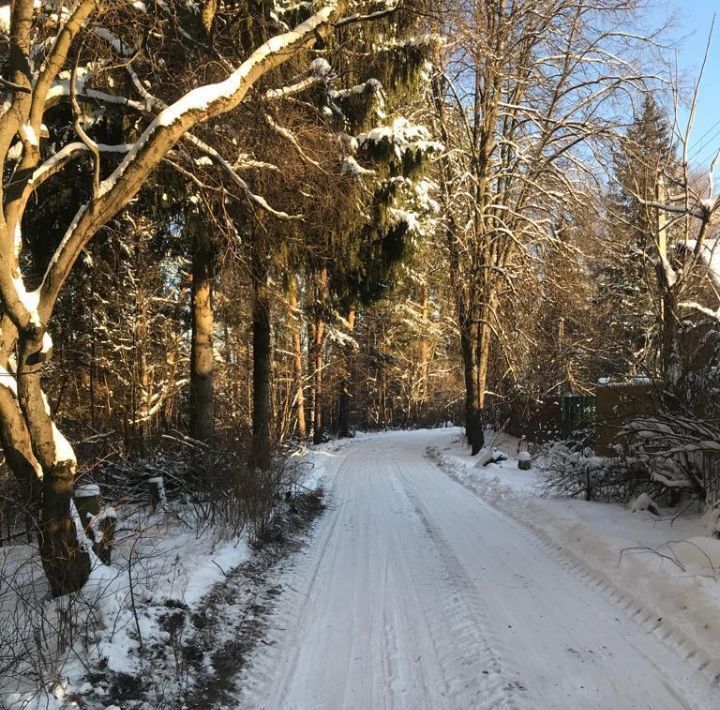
[537,438,664,502]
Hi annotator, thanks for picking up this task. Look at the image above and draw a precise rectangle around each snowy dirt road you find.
[239,431,719,710]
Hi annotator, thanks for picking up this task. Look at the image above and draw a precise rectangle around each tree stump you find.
[74,484,116,565]
[148,476,167,511]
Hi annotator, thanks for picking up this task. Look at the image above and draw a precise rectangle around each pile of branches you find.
[539,411,720,506]
[88,433,316,543]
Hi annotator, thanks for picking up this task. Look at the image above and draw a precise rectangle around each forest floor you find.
[236,429,720,710]
[1,448,334,710]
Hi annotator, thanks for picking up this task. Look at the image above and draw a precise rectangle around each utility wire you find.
[689,135,720,170]
[686,117,720,159]
[687,123,720,164]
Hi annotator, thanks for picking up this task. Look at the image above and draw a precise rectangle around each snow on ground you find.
[238,429,720,709]
[0,446,333,710]
[287,432,370,492]
[1,512,252,708]
[428,427,720,681]
[6,430,720,708]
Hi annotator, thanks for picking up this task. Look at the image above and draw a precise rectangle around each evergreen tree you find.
[604,95,679,377]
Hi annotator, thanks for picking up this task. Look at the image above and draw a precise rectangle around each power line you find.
[686,120,720,162]
[687,117,720,154]
[689,135,720,170]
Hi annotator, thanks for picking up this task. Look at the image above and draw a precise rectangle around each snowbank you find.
[426,428,720,677]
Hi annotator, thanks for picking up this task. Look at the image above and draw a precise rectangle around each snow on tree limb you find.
[92,26,135,56]
[0,0,98,334]
[124,63,297,217]
[37,1,341,322]
[265,75,325,101]
[29,1,98,132]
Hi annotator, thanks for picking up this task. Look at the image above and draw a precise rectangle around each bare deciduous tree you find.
[431,0,663,453]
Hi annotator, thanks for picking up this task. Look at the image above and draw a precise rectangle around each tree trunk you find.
[476,310,492,412]
[0,323,91,596]
[419,285,430,411]
[306,310,315,436]
[312,316,325,444]
[131,232,152,451]
[289,277,307,439]
[337,306,356,438]
[460,314,484,455]
[654,186,679,386]
[136,310,150,448]
[190,224,215,443]
[0,398,42,504]
[251,244,272,470]
[659,286,679,385]
[17,334,91,596]
[312,268,328,445]
[434,94,484,452]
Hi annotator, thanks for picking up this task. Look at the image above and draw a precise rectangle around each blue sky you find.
[653,1,720,168]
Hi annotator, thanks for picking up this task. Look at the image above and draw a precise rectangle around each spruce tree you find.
[604,95,678,377]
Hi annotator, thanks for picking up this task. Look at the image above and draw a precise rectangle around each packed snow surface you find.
[240,429,719,709]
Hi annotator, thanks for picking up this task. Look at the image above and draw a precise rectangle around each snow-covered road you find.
[240,431,718,709]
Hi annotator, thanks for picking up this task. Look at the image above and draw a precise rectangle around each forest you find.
[1,0,719,708]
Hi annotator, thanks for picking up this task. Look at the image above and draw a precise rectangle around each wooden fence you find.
[594,381,660,457]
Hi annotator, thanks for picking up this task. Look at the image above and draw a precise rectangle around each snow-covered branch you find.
[38,1,342,321]
[126,63,299,217]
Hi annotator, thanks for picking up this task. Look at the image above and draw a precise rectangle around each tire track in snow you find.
[391,468,521,710]
[241,444,521,710]
[505,506,720,680]
[240,450,447,710]
[426,445,720,702]
[240,433,719,709]
[237,485,345,709]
